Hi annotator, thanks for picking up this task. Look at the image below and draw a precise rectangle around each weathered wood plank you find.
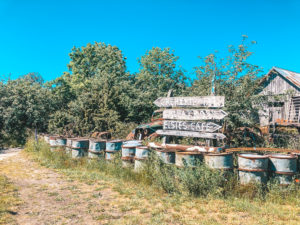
[154,96,225,108]
[156,130,226,139]
[163,109,228,120]
[163,120,222,132]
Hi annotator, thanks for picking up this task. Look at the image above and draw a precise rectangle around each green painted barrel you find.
[238,154,269,184]
[88,139,106,159]
[71,139,89,158]
[49,136,66,152]
[269,154,297,185]
[204,152,233,170]
[175,151,203,167]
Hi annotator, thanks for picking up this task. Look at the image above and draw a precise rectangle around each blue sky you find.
[0,0,299,81]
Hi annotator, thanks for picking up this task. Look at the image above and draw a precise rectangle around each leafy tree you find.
[132,47,188,122]
[0,73,53,145]
[189,36,265,147]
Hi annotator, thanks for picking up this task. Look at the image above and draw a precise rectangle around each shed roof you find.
[264,67,300,89]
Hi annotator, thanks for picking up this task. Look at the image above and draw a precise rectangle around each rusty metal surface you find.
[226,147,300,153]
[135,146,150,159]
[273,67,300,88]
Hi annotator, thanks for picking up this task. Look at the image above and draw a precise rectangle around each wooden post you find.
[162,89,173,145]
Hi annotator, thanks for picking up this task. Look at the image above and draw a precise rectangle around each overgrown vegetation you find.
[25,138,300,202]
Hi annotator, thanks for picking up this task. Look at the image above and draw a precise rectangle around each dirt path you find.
[0,149,123,225]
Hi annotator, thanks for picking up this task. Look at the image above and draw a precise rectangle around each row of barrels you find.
[42,135,300,185]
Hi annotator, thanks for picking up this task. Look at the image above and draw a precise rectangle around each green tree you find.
[0,73,53,145]
[132,47,188,122]
[189,36,264,147]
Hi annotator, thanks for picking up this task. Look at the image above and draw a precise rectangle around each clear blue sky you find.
[0,0,299,81]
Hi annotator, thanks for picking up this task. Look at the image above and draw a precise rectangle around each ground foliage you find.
[0,36,296,147]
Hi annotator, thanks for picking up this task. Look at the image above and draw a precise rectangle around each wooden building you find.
[258,67,300,127]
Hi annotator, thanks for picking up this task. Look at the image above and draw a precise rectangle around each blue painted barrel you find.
[106,140,123,151]
[134,146,150,172]
[49,136,66,152]
[66,138,76,155]
[121,141,142,167]
[204,152,233,170]
[269,154,297,185]
[71,139,89,158]
[135,146,150,159]
[88,139,106,159]
[175,152,203,167]
[238,154,269,184]
[155,149,176,164]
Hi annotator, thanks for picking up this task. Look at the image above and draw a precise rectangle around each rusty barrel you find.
[204,152,233,170]
[49,136,66,152]
[88,139,106,159]
[175,151,203,167]
[121,141,142,167]
[238,154,269,184]
[71,139,89,158]
[105,140,123,161]
[134,146,150,171]
[269,154,297,185]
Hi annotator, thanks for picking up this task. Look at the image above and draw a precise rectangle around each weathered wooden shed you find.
[258,67,300,127]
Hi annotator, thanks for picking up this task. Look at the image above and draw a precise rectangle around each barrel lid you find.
[269,154,297,159]
[136,146,149,150]
[89,138,106,142]
[239,154,268,159]
[107,139,123,143]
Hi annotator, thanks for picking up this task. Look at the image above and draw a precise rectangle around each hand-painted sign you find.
[156,130,226,139]
[163,121,222,133]
[154,96,225,108]
[163,109,228,120]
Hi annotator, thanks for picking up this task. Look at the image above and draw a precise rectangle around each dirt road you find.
[0,149,125,225]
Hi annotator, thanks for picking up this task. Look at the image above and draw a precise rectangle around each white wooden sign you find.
[156,130,226,139]
[154,96,225,108]
[163,109,228,120]
[163,121,221,132]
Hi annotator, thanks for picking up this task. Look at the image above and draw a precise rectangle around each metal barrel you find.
[292,153,300,172]
[204,152,233,170]
[105,151,117,161]
[175,151,203,167]
[106,140,123,151]
[134,146,150,172]
[71,139,89,158]
[135,146,150,159]
[269,154,297,185]
[66,138,76,155]
[49,136,66,152]
[121,141,142,167]
[88,139,106,159]
[238,154,269,184]
[155,149,176,164]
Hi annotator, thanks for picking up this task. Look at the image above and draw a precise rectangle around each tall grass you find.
[25,138,300,202]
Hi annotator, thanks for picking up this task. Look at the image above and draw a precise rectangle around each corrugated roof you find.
[272,67,300,88]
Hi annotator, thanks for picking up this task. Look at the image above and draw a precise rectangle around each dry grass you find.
[0,175,22,225]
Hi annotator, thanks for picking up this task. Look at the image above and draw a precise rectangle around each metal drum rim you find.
[238,154,269,159]
[269,154,297,159]
[205,152,233,156]
[176,151,204,155]
[238,168,267,172]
